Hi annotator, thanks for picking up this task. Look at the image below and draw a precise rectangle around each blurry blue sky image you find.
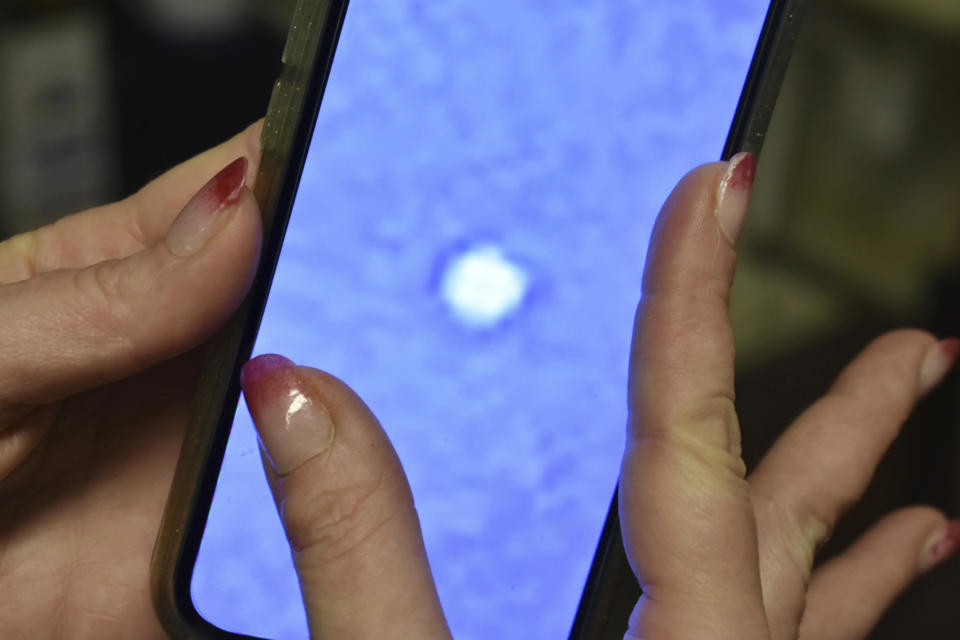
[192,2,769,639]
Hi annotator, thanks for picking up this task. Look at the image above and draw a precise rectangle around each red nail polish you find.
[939,337,960,363]
[925,520,960,571]
[240,354,335,477]
[715,152,756,245]
[241,354,297,399]
[919,338,960,395]
[727,152,756,190]
[164,157,249,257]
[207,157,248,209]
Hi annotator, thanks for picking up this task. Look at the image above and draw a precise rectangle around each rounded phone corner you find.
[150,536,265,640]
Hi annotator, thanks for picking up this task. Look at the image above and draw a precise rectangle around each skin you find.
[619,163,955,640]
[0,127,952,639]
[0,124,263,639]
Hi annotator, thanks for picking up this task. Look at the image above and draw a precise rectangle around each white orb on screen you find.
[440,245,530,329]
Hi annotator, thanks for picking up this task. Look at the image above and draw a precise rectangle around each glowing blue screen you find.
[193,2,769,638]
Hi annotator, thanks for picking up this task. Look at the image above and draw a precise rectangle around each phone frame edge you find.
[149,1,350,638]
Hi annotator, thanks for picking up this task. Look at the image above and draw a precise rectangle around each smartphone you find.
[151,1,788,638]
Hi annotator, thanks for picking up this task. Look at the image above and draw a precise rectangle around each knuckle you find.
[660,394,743,459]
[71,261,143,366]
[280,460,409,563]
[785,491,836,559]
[75,260,127,327]
[634,406,748,484]
[754,492,827,574]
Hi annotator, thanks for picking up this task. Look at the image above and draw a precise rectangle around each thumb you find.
[621,154,769,639]
[241,355,452,640]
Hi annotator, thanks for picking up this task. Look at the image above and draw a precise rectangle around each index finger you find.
[0,121,263,285]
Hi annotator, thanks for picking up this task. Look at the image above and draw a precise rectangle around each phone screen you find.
[191,2,770,638]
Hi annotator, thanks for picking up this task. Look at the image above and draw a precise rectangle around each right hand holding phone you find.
[619,155,959,640]
[242,154,959,639]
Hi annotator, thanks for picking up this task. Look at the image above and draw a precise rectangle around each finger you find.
[749,331,958,636]
[0,121,263,284]
[799,507,959,640]
[0,157,262,410]
[620,154,769,639]
[241,355,452,640]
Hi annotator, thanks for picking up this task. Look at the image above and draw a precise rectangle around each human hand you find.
[0,125,263,638]
[619,154,960,639]
[240,356,453,639]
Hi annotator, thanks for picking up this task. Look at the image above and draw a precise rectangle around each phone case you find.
[150,1,350,638]
[567,1,807,638]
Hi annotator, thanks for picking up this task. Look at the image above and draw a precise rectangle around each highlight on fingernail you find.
[921,520,960,573]
[241,354,336,475]
[165,157,248,258]
[714,152,756,246]
[918,337,960,396]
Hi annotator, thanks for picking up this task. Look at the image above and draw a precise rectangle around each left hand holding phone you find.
[0,121,452,640]
[0,124,263,639]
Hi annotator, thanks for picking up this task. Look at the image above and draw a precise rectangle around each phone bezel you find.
[148,0,806,637]
[150,1,350,638]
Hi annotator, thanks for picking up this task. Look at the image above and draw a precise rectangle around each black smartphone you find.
[151,1,794,638]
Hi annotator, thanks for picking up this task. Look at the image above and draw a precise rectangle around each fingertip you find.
[918,337,960,396]
[803,506,951,639]
[164,157,249,258]
[241,354,297,407]
[660,161,728,222]
[241,354,336,477]
[127,183,262,364]
[715,152,756,245]
[641,161,732,294]
[663,155,755,247]
[920,517,960,574]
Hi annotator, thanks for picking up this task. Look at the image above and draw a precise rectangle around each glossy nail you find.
[920,520,960,573]
[715,152,756,245]
[241,354,336,475]
[918,338,960,396]
[165,157,248,257]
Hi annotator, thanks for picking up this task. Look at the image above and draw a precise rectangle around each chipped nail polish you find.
[715,152,756,245]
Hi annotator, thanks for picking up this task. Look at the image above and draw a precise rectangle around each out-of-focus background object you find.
[0,0,289,235]
[733,0,960,636]
[0,9,114,231]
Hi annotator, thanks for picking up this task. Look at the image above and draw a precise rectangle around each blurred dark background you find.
[0,0,293,236]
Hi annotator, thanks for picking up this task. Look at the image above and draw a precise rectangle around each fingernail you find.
[920,520,960,573]
[715,152,756,245]
[165,157,248,257]
[241,354,335,475]
[918,338,960,396]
